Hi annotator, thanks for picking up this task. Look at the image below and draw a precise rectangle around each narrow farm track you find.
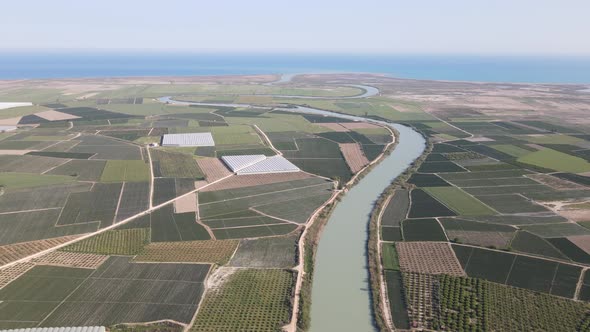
[376,194,395,331]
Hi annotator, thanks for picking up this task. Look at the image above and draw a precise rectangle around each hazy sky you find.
[2,0,589,54]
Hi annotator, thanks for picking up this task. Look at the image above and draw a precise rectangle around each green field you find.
[191,269,294,332]
[62,228,150,255]
[0,172,73,189]
[518,148,590,173]
[100,160,151,182]
[424,187,496,215]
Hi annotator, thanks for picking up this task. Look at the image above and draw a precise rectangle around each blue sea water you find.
[0,53,589,84]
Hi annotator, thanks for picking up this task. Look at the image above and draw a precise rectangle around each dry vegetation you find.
[0,235,81,265]
[134,240,239,264]
[340,143,370,173]
[33,251,109,269]
[396,242,465,276]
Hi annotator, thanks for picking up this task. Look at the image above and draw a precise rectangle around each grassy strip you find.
[367,131,432,332]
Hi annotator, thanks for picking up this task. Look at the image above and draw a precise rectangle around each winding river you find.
[159,91,425,331]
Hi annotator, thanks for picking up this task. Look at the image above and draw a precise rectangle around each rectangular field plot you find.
[150,204,210,242]
[150,149,204,179]
[0,172,73,190]
[396,242,464,275]
[518,148,590,173]
[424,187,496,216]
[40,257,210,326]
[100,160,150,182]
[0,155,69,174]
[440,218,516,249]
[229,234,299,268]
[0,265,93,328]
[382,226,402,241]
[462,184,552,196]
[510,231,569,260]
[439,169,531,181]
[384,271,410,330]
[70,135,142,160]
[452,245,581,298]
[381,190,409,226]
[401,219,447,241]
[417,161,466,173]
[0,209,97,246]
[0,182,91,214]
[289,158,352,183]
[115,182,150,221]
[152,177,196,206]
[47,159,106,181]
[191,268,294,332]
[135,240,238,265]
[212,224,299,240]
[474,194,548,213]
[57,182,123,228]
[522,222,590,238]
[199,178,333,219]
[547,237,590,264]
[407,189,457,218]
[253,191,332,223]
[407,173,450,187]
[446,176,539,188]
[62,228,149,255]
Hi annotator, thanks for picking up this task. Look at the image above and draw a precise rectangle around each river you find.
[159,95,425,331]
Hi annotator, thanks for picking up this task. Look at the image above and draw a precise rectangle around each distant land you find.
[1,53,590,83]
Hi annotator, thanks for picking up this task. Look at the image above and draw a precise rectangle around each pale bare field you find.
[0,117,21,125]
[33,251,108,269]
[197,157,232,182]
[340,143,369,173]
[567,235,590,254]
[174,192,198,213]
[35,110,80,121]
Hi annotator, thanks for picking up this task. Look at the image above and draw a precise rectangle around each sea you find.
[0,53,589,84]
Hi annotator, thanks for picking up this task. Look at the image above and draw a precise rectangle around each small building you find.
[161,132,214,147]
[221,154,300,175]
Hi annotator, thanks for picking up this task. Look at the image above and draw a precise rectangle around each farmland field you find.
[4,73,590,330]
[191,268,294,332]
[423,187,496,215]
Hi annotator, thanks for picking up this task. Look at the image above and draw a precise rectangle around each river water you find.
[158,96,426,332]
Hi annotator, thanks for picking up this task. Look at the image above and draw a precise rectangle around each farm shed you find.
[222,155,300,175]
[161,132,215,147]
[0,327,106,332]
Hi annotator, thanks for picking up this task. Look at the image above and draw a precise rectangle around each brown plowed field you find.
[396,242,465,276]
[340,143,369,173]
[200,172,312,192]
[197,157,232,182]
[567,235,590,254]
[174,192,198,213]
[134,239,239,264]
[0,235,81,265]
[33,251,109,269]
[35,110,81,121]
[0,262,34,289]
